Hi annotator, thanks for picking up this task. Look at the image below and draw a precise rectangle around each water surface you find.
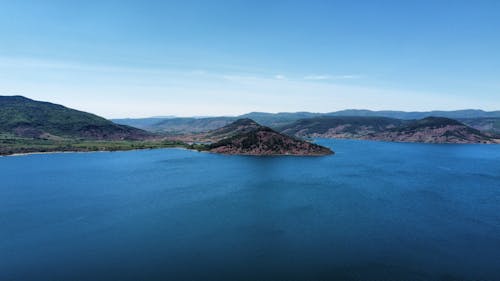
[1,140,500,281]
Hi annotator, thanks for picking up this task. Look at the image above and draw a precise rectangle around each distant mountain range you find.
[113,110,500,135]
[279,116,495,144]
[109,117,176,130]
[326,109,500,119]
[361,117,495,144]
[146,117,236,134]
[280,116,404,139]
[458,118,500,135]
[111,112,323,131]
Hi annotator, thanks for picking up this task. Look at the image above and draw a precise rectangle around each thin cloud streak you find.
[304,74,361,80]
[1,56,495,118]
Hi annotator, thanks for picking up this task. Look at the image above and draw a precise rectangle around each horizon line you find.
[2,94,499,119]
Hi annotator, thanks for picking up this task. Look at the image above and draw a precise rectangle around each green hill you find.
[0,95,150,140]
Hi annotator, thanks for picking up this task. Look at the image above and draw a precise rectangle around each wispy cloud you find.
[304,74,361,80]
[333,74,361,79]
[3,56,491,117]
[0,56,173,75]
[221,74,259,82]
[304,75,330,80]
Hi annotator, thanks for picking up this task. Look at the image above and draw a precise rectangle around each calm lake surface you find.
[1,139,500,281]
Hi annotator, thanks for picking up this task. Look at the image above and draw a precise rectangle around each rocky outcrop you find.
[207,119,333,156]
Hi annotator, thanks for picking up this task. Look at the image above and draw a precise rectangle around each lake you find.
[1,139,500,281]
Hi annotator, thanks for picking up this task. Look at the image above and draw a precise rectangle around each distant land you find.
[362,117,495,144]
[113,110,500,135]
[1,95,499,156]
[110,116,176,129]
[279,116,403,139]
[0,96,332,156]
[279,116,497,144]
[279,116,493,144]
[0,96,183,155]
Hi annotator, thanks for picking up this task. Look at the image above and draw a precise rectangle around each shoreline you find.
[1,146,192,157]
[313,136,500,145]
[2,137,498,158]
[1,147,331,157]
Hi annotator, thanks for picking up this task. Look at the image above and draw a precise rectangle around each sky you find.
[1,0,499,118]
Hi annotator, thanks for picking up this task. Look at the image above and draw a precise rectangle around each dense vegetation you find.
[0,96,150,140]
[205,118,262,140]
[0,96,187,156]
[0,133,186,156]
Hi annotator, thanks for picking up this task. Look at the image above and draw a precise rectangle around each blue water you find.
[1,139,500,281]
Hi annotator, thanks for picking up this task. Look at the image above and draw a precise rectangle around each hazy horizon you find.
[110,108,500,120]
[1,1,499,118]
[4,94,500,120]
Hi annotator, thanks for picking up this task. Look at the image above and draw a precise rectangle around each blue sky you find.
[1,0,499,118]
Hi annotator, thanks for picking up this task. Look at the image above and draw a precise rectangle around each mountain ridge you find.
[279,116,403,139]
[279,116,496,144]
[361,117,496,144]
[113,109,500,134]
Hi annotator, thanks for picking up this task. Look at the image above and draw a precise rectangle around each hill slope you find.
[207,119,333,155]
[116,110,500,134]
[363,117,496,144]
[459,118,500,136]
[204,118,264,141]
[0,95,151,140]
[328,109,500,119]
[111,117,176,130]
[280,116,403,138]
[147,117,236,133]
[239,112,323,127]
